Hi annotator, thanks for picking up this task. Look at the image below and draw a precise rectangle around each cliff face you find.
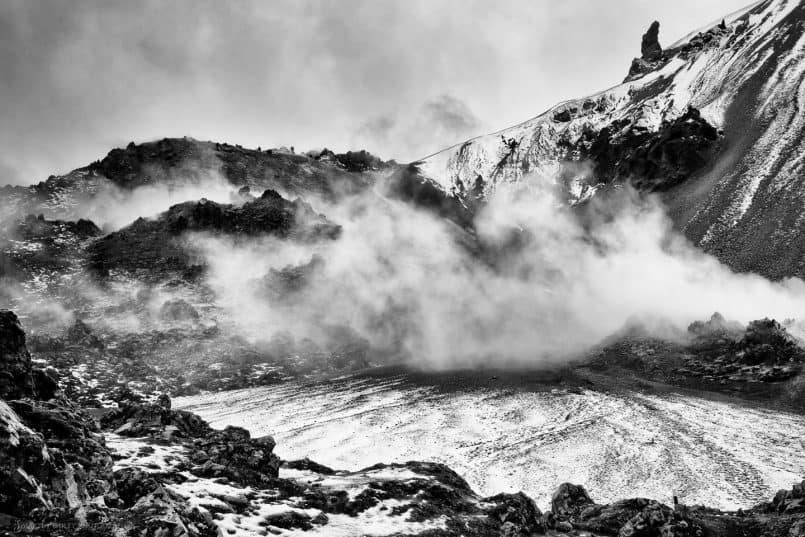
[415,0,805,280]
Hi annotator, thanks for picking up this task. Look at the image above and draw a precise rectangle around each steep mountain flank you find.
[415,0,805,279]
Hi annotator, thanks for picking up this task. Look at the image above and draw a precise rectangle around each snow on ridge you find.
[416,0,801,204]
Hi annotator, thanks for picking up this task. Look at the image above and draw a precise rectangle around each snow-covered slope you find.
[175,372,805,511]
[416,0,805,279]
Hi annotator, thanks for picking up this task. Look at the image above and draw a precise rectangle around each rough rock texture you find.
[588,313,805,410]
[159,298,200,322]
[0,215,101,281]
[575,107,721,191]
[87,189,341,280]
[2,312,804,536]
[100,398,212,439]
[416,0,805,281]
[551,482,595,517]
[0,311,34,400]
[641,21,663,61]
[0,313,219,536]
[188,425,280,485]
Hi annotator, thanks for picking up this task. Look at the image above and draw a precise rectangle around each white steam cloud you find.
[80,174,239,231]
[192,171,805,369]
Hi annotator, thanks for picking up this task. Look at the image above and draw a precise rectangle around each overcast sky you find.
[1,0,751,185]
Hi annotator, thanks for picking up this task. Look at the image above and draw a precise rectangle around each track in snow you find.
[174,372,805,511]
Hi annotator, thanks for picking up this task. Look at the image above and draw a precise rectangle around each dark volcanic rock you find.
[687,312,743,339]
[159,298,200,322]
[588,314,805,409]
[576,107,721,191]
[0,215,102,280]
[738,318,804,366]
[551,482,595,517]
[484,492,546,535]
[625,21,667,81]
[261,254,325,300]
[641,21,663,61]
[0,310,34,400]
[87,190,341,280]
[188,425,280,486]
[101,398,212,439]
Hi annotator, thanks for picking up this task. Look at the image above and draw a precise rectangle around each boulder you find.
[159,299,200,322]
[0,310,34,400]
[484,492,546,535]
[188,425,280,485]
[100,398,212,439]
[551,482,594,517]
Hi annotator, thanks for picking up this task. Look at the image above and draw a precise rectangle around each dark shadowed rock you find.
[261,254,325,300]
[0,310,34,400]
[88,190,341,281]
[188,425,280,485]
[577,107,720,191]
[484,492,545,535]
[159,298,200,322]
[66,318,103,349]
[552,482,594,517]
[31,368,59,401]
[687,312,743,339]
[100,398,212,439]
[641,21,663,61]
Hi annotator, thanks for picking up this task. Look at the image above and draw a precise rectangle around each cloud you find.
[0,0,751,185]
[423,95,481,136]
[191,169,805,370]
[0,158,20,185]
[353,94,483,161]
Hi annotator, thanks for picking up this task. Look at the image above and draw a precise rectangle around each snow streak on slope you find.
[416,0,805,279]
[419,0,800,199]
[175,374,805,512]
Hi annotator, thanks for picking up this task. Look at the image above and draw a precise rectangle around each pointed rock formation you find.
[641,20,663,61]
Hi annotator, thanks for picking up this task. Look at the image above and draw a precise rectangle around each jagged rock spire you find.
[641,21,663,61]
[0,310,34,399]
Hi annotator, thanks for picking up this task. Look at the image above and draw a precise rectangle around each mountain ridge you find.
[414,0,805,280]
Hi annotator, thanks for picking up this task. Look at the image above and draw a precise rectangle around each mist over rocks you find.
[1,1,805,534]
[87,189,341,281]
[2,307,804,536]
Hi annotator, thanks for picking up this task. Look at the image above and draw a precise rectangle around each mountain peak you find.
[641,20,663,61]
[414,0,805,280]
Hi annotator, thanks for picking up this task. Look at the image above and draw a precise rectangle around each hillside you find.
[414,0,805,280]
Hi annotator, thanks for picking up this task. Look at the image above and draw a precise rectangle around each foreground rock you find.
[0,309,217,536]
[587,313,805,411]
[2,309,804,536]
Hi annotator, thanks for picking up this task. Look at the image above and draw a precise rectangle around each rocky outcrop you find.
[3,310,805,536]
[589,313,805,406]
[626,21,668,84]
[641,21,663,61]
[0,215,101,281]
[0,312,218,536]
[0,311,34,400]
[188,425,280,486]
[100,396,212,439]
[159,298,200,322]
[551,482,594,517]
[87,189,341,280]
[574,106,721,192]
[261,254,325,301]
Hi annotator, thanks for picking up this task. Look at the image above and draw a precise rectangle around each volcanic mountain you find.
[412,0,805,280]
[2,1,805,536]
